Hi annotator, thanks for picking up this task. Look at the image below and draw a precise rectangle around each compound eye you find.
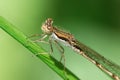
[47,26,51,30]
[47,26,53,32]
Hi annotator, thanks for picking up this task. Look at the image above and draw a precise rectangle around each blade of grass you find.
[0,16,80,80]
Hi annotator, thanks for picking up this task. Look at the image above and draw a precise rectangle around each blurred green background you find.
[0,0,120,80]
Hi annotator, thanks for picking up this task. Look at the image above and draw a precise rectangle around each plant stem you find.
[0,16,80,80]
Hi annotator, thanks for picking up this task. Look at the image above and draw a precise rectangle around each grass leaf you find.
[0,16,80,80]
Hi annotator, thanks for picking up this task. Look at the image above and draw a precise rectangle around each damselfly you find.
[31,18,120,80]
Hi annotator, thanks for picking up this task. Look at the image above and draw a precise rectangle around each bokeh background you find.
[0,0,120,80]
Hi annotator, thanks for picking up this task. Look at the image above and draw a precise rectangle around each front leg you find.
[28,33,49,44]
[27,33,49,55]
[33,34,49,44]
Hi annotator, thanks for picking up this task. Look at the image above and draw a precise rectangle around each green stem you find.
[0,16,80,80]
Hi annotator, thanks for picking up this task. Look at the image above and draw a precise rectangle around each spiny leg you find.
[54,40,65,63]
[54,40,68,79]
[27,33,47,41]
[49,37,53,54]
[54,40,66,69]
[27,34,42,38]
[28,33,49,55]
[32,34,48,44]
[49,37,66,72]
[27,33,49,43]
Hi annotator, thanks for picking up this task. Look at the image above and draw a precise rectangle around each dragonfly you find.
[31,18,120,80]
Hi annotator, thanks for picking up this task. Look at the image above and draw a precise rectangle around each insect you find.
[31,18,120,80]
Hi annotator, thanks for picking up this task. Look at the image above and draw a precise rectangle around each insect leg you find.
[27,34,42,38]
[54,40,66,70]
[32,34,49,44]
[49,37,53,54]
[54,40,68,79]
